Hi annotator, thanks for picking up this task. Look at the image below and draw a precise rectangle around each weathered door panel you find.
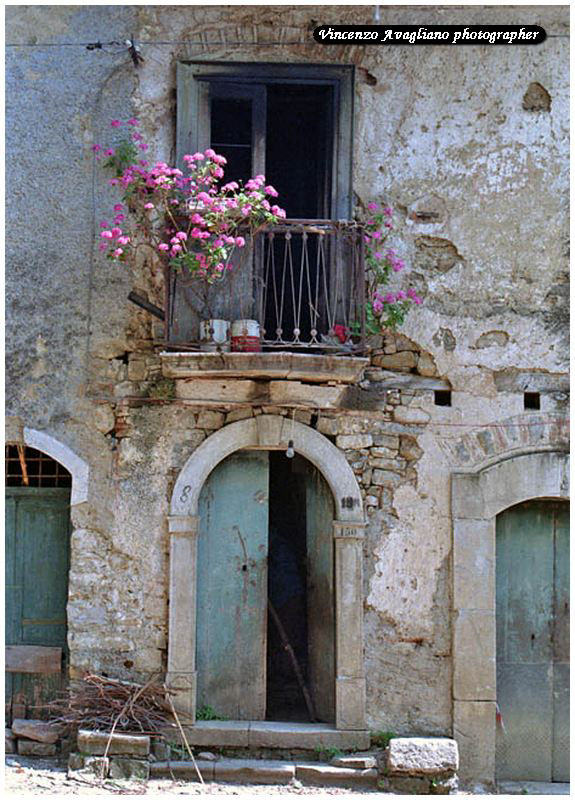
[5,488,70,720]
[197,452,269,720]
[496,501,570,782]
[552,506,570,781]
[306,466,335,723]
[496,663,553,780]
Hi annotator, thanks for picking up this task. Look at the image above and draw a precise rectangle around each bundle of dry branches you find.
[48,673,188,734]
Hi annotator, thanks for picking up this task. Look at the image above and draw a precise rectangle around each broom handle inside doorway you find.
[268,599,317,723]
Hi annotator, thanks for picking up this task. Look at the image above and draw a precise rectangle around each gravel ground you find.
[4,756,403,798]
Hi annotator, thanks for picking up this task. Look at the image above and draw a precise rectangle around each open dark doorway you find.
[266,451,335,723]
[267,451,309,721]
[208,81,334,341]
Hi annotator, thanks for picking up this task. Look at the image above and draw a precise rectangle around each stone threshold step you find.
[152,757,378,787]
[161,721,370,750]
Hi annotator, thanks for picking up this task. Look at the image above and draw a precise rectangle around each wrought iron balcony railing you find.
[164,219,366,354]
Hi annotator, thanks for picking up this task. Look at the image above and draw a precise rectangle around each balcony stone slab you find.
[161,351,368,385]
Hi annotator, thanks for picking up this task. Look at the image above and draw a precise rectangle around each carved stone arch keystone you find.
[168,415,366,729]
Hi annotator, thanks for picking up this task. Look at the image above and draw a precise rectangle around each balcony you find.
[160,220,369,394]
[163,219,366,352]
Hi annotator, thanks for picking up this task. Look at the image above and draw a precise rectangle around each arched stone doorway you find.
[5,427,90,719]
[167,415,366,730]
[451,449,570,785]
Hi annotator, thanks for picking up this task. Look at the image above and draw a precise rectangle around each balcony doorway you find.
[172,62,355,348]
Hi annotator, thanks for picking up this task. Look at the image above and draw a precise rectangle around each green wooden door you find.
[5,488,71,719]
[306,465,335,723]
[197,451,269,720]
[496,500,570,781]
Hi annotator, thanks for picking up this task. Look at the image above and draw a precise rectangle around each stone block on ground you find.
[12,718,63,744]
[215,758,295,784]
[17,740,57,756]
[331,753,377,769]
[68,753,109,777]
[109,757,150,780]
[296,764,378,788]
[387,737,459,776]
[77,729,150,757]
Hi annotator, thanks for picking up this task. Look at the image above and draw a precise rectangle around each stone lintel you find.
[333,521,366,539]
[168,515,199,535]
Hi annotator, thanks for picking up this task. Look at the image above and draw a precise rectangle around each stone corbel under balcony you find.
[160,351,369,408]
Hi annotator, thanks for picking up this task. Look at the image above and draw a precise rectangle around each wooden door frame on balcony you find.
[176,61,354,220]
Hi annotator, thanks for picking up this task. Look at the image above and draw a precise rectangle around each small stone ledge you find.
[160,351,368,385]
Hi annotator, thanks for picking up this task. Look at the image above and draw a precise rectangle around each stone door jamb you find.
[451,449,570,785]
[167,415,367,729]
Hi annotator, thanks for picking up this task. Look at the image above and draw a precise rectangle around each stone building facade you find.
[6,4,569,787]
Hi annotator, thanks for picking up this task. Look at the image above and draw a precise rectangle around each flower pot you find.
[231,319,261,352]
[199,319,230,352]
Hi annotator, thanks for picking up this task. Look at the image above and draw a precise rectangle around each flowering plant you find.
[94,119,286,285]
[361,201,421,332]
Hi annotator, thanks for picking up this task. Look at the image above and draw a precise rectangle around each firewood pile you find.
[47,673,187,734]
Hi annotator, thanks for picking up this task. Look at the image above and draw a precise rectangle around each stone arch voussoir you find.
[170,415,364,522]
[6,425,90,506]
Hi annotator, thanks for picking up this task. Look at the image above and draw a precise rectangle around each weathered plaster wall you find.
[6,3,569,749]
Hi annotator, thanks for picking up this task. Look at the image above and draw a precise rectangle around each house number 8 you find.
[179,485,192,504]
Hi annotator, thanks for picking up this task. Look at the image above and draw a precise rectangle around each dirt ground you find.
[4,756,404,798]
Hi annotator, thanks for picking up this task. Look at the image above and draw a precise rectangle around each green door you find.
[496,500,570,781]
[197,451,269,719]
[5,487,71,719]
